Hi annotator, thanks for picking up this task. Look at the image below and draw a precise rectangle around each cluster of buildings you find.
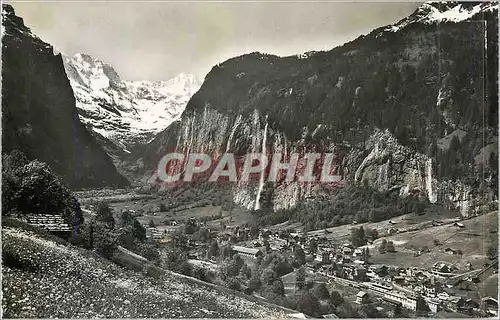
[329,258,498,316]
[140,214,497,318]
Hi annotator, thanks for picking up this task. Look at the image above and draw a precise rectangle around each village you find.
[140,209,499,318]
[15,184,498,319]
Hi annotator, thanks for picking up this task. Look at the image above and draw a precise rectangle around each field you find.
[367,211,498,271]
[75,186,256,230]
[303,204,458,243]
[2,227,295,318]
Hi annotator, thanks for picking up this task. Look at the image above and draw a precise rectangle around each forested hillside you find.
[142,2,498,215]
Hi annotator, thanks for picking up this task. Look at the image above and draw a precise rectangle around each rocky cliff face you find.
[2,4,128,189]
[346,129,482,216]
[62,53,202,156]
[142,1,498,216]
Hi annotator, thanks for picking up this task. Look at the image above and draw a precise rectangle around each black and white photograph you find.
[1,0,498,318]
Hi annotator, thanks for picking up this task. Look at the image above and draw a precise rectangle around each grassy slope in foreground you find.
[2,227,290,318]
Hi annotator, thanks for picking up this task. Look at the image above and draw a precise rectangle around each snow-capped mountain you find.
[62,53,202,154]
[382,1,498,33]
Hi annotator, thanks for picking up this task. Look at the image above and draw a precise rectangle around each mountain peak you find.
[62,53,202,151]
[382,1,498,33]
[166,72,201,87]
[66,52,122,87]
[417,1,497,23]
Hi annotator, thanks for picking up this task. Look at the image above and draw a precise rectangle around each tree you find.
[263,239,271,253]
[260,268,277,286]
[386,240,396,252]
[350,227,366,247]
[118,225,136,249]
[379,238,388,253]
[249,225,259,238]
[239,263,251,279]
[309,238,318,254]
[249,266,262,291]
[416,296,430,313]
[312,283,330,300]
[220,258,240,281]
[226,278,241,291]
[120,211,134,226]
[294,245,306,266]
[2,155,84,229]
[362,247,370,263]
[365,228,378,240]
[329,290,344,306]
[133,220,146,241]
[296,291,320,317]
[358,304,381,318]
[394,303,402,317]
[92,221,118,258]
[232,254,244,272]
[220,244,233,260]
[193,266,209,282]
[158,203,167,212]
[207,241,219,259]
[271,279,285,296]
[136,242,160,261]
[170,233,189,250]
[486,245,498,260]
[163,245,190,275]
[96,202,115,229]
[148,219,156,228]
[296,266,306,290]
[335,301,356,318]
[489,151,498,171]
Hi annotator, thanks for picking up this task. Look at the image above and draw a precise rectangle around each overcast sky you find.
[10,1,420,81]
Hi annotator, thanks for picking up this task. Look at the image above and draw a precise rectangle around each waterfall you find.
[226,115,242,152]
[426,158,437,203]
[254,117,268,210]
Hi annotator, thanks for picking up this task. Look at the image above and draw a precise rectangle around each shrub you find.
[379,238,387,253]
[92,221,118,258]
[487,245,497,260]
[386,240,396,252]
[350,226,367,247]
[96,202,115,229]
[295,291,321,317]
[312,283,330,300]
[2,152,84,228]
[296,266,306,290]
[329,290,344,306]
[136,242,160,261]
[158,203,167,212]
[226,278,241,291]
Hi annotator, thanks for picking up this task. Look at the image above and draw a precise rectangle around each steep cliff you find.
[1,4,128,189]
[142,1,498,216]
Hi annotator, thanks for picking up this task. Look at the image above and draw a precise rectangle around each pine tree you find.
[296,266,306,290]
